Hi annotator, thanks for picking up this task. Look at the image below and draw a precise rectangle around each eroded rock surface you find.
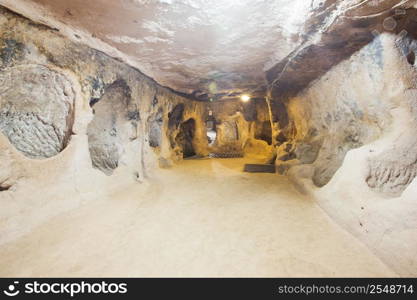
[367,156,417,196]
[272,34,400,186]
[366,88,417,196]
[148,108,163,148]
[0,7,210,250]
[0,64,74,159]
[87,80,135,175]
[266,1,417,186]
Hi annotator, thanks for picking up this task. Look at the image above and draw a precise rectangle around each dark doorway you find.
[176,118,196,158]
[407,51,415,66]
[206,115,217,145]
[255,121,272,145]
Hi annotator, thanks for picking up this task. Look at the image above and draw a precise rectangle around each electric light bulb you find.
[241,95,251,102]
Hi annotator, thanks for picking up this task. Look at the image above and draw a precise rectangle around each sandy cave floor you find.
[0,158,396,277]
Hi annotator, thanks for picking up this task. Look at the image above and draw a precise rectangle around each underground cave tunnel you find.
[0,0,417,280]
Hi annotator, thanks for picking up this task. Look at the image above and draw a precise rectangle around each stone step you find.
[208,152,243,158]
[243,164,276,173]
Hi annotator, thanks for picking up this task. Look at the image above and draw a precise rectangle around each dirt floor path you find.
[0,158,395,277]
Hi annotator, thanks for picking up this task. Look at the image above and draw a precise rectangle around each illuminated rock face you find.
[267,34,417,276]
[273,34,417,190]
[0,6,209,178]
[264,2,417,188]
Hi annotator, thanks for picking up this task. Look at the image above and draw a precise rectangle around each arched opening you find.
[407,51,415,66]
[176,118,196,158]
[255,121,272,145]
[206,112,217,146]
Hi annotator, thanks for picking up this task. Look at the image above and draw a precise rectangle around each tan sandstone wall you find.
[282,34,417,276]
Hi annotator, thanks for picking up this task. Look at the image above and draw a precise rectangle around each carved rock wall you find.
[0,64,74,159]
[283,33,417,276]
[0,7,208,244]
[0,6,208,178]
[274,35,392,186]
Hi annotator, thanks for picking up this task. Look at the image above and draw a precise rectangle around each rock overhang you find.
[0,0,416,102]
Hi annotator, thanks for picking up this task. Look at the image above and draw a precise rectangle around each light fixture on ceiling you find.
[240,94,251,102]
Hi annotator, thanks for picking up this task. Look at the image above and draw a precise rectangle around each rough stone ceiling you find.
[0,0,321,100]
[0,0,416,101]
